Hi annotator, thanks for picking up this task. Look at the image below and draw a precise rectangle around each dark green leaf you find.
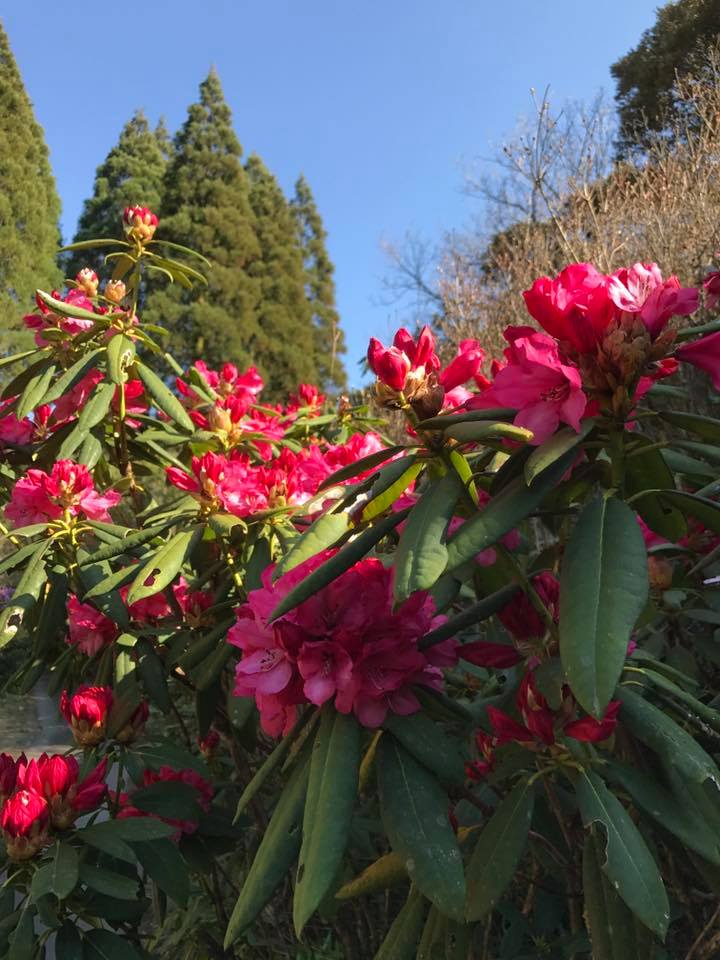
[78,519,177,566]
[8,903,35,960]
[419,584,519,650]
[273,511,350,580]
[79,863,141,900]
[575,770,669,938]
[131,781,201,821]
[0,539,50,650]
[135,360,194,431]
[294,710,360,934]
[660,410,720,442]
[76,381,115,430]
[83,928,144,960]
[625,440,686,541]
[374,886,427,960]
[131,838,190,906]
[126,528,199,604]
[55,921,83,960]
[318,445,407,491]
[559,497,648,716]
[50,841,79,900]
[378,737,465,919]
[384,713,465,785]
[524,422,594,485]
[465,779,535,920]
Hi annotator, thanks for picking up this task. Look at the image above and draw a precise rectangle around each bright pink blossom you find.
[66,596,118,656]
[607,262,698,337]
[676,331,720,390]
[5,459,120,527]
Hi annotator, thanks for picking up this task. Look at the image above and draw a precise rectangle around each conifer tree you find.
[291,175,347,390]
[0,20,61,354]
[67,110,168,278]
[245,156,317,395]
[144,70,262,370]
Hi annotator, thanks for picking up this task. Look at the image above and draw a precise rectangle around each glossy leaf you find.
[0,539,50,650]
[378,737,465,919]
[317,445,406,491]
[383,713,465,785]
[126,528,199,604]
[16,361,56,419]
[131,838,190,906]
[294,710,360,934]
[575,770,669,938]
[625,439,687,541]
[273,510,350,580]
[559,496,648,716]
[524,420,594,484]
[135,360,194,431]
[360,458,423,523]
[465,779,535,920]
[42,348,105,406]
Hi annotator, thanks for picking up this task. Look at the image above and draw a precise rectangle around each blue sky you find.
[4,1,659,386]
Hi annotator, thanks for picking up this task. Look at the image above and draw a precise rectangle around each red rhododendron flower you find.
[497,572,560,641]
[676,331,720,390]
[18,754,107,829]
[66,596,118,656]
[523,263,613,352]
[0,789,49,860]
[5,459,120,527]
[227,553,455,734]
[118,766,213,839]
[60,685,113,747]
[0,752,25,804]
[459,641,523,668]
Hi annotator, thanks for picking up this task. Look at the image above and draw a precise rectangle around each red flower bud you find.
[60,685,113,747]
[1,789,49,860]
[0,752,24,805]
[122,205,159,243]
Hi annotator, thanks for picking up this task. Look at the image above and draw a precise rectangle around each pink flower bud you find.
[1,789,50,860]
[75,268,99,297]
[122,205,159,243]
[60,685,113,747]
[367,339,411,392]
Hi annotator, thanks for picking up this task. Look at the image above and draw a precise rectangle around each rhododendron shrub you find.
[3,218,720,959]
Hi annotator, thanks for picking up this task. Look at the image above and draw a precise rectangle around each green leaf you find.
[83,928,144,960]
[378,737,465,919]
[131,838,190,906]
[419,584,519,650]
[614,686,720,789]
[35,288,101,323]
[1,353,50,400]
[559,496,648,717]
[384,714,465,786]
[444,448,576,571]
[269,508,409,621]
[465,779,535,920]
[393,470,463,604]
[106,334,136,385]
[444,421,534,444]
[49,841,79,900]
[582,832,657,960]
[273,511,350,580]
[660,410,720,442]
[373,886,427,960]
[656,489,720,536]
[78,519,177,566]
[360,459,423,523]
[76,381,115,431]
[224,751,311,947]
[606,761,720,864]
[0,540,48,576]
[8,903,35,960]
[417,407,517,430]
[131,781,201,821]
[78,431,103,468]
[16,361,56,419]
[135,360,194,431]
[54,921,83,960]
[575,770,669,938]
[317,445,406,491]
[0,539,50,650]
[78,863,141,900]
[126,528,199,604]
[42,348,105,406]
[625,439,687,541]
[524,421,594,485]
[294,709,360,934]
[79,817,176,861]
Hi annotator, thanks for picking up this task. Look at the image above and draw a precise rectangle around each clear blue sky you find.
[4,0,659,387]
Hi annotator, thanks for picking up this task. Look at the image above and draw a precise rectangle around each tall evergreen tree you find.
[245,156,317,395]
[0,20,61,354]
[144,70,262,371]
[291,175,347,390]
[67,110,168,277]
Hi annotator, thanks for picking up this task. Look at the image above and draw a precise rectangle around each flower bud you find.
[122,205,159,243]
[75,268,99,297]
[198,729,220,758]
[60,685,113,747]
[367,340,411,393]
[0,789,49,860]
[0,752,24,805]
[104,279,127,304]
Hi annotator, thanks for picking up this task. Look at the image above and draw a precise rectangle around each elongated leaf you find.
[0,539,50,649]
[126,528,199,604]
[106,334,136,385]
[224,752,311,947]
[78,431,103,468]
[1,354,51,400]
[294,710,360,934]
[445,448,575,571]
[16,362,56,419]
[0,540,46,576]
[79,519,176,566]
[660,410,720,442]
[131,838,189,906]
[83,929,143,960]
[625,439,686,541]
[76,381,115,431]
[614,686,720,789]
[78,864,140,900]
[582,832,657,960]
[269,508,409,621]
[393,470,463,604]
[384,714,465,785]
[34,290,103,323]
[575,770,669,938]
[131,782,201,821]
[135,360,194,431]
[655,489,720,535]
[378,737,465,919]
[524,421,594,484]
[465,779,534,920]
[79,817,176,862]
[374,886,427,960]
[8,903,35,960]
[559,496,648,717]
[445,421,534,444]
[48,842,79,900]
[419,584,519,650]
[318,445,405,491]
[606,761,720,863]
[42,348,104,406]
[273,511,350,580]
[335,851,407,900]
[55,921,83,960]
[417,407,517,430]
[360,458,423,523]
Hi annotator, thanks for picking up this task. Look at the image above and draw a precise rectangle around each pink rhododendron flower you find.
[119,583,173,624]
[5,459,120,527]
[122,205,158,242]
[607,262,698,337]
[227,553,455,734]
[704,269,720,310]
[173,577,214,627]
[0,399,34,445]
[66,596,118,656]
[467,326,587,444]
[676,331,720,390]
[438,339,485,392]
[286,383,325,414]
[523,263,612,352]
